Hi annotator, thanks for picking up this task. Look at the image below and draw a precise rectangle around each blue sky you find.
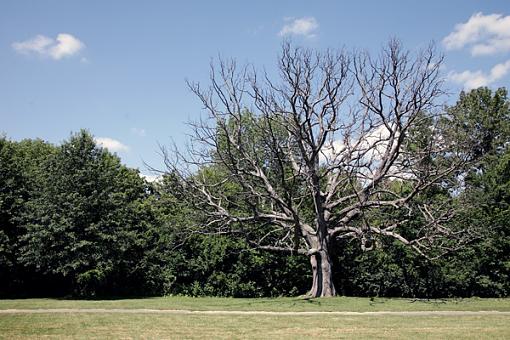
[1,0,509,178]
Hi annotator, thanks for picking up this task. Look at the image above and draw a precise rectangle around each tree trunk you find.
[307,249,336,297]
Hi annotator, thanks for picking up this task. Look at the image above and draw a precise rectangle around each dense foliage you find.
[1,87,509,298]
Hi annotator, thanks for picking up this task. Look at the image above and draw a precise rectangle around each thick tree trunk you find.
[307,249,336,297]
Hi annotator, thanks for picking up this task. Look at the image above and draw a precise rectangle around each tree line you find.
[1,44,509,299]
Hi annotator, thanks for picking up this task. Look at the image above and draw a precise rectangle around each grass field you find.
[1,297,509,339]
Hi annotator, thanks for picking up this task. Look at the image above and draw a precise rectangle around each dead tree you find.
[166,40,471,297]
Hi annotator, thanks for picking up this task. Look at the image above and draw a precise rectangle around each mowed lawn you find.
[1,297,509,339]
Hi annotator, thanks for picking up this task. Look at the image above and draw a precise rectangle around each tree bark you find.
[307,249,336,297]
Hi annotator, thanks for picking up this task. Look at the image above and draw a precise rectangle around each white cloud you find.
[140,174,161,183]
[94,137,129,152]
[320,140,346,164]
[12,35,53,55]
[320,124,414,182]
[320,125,395,165]
[279,17,318,38]
[443,12,510,56]
[448,59,510,90]
[131,127,146,137]
[50,34,84,59]
[12,33,85,60]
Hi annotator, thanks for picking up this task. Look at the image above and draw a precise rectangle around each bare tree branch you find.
[163,40,474,297]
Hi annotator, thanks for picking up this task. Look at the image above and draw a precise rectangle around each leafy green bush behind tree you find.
[0,130,308,297]
[331,87,510,298]
[0,87,508,298]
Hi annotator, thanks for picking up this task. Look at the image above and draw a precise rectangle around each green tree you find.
[333,88,510,298]
[447,87,509,162]
[18,130,152,296]
[0,137,56,296]
[444,87,510,296]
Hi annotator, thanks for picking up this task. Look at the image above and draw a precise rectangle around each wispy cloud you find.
[94,137,129,152]
[443,12,510,56]
[448,59,510,90]
[320,125,414,182]
[279,17,318,38]
[131,127,146,137]
[320,125,395,166]
[140,173,161,183]
[12,33,85,60]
